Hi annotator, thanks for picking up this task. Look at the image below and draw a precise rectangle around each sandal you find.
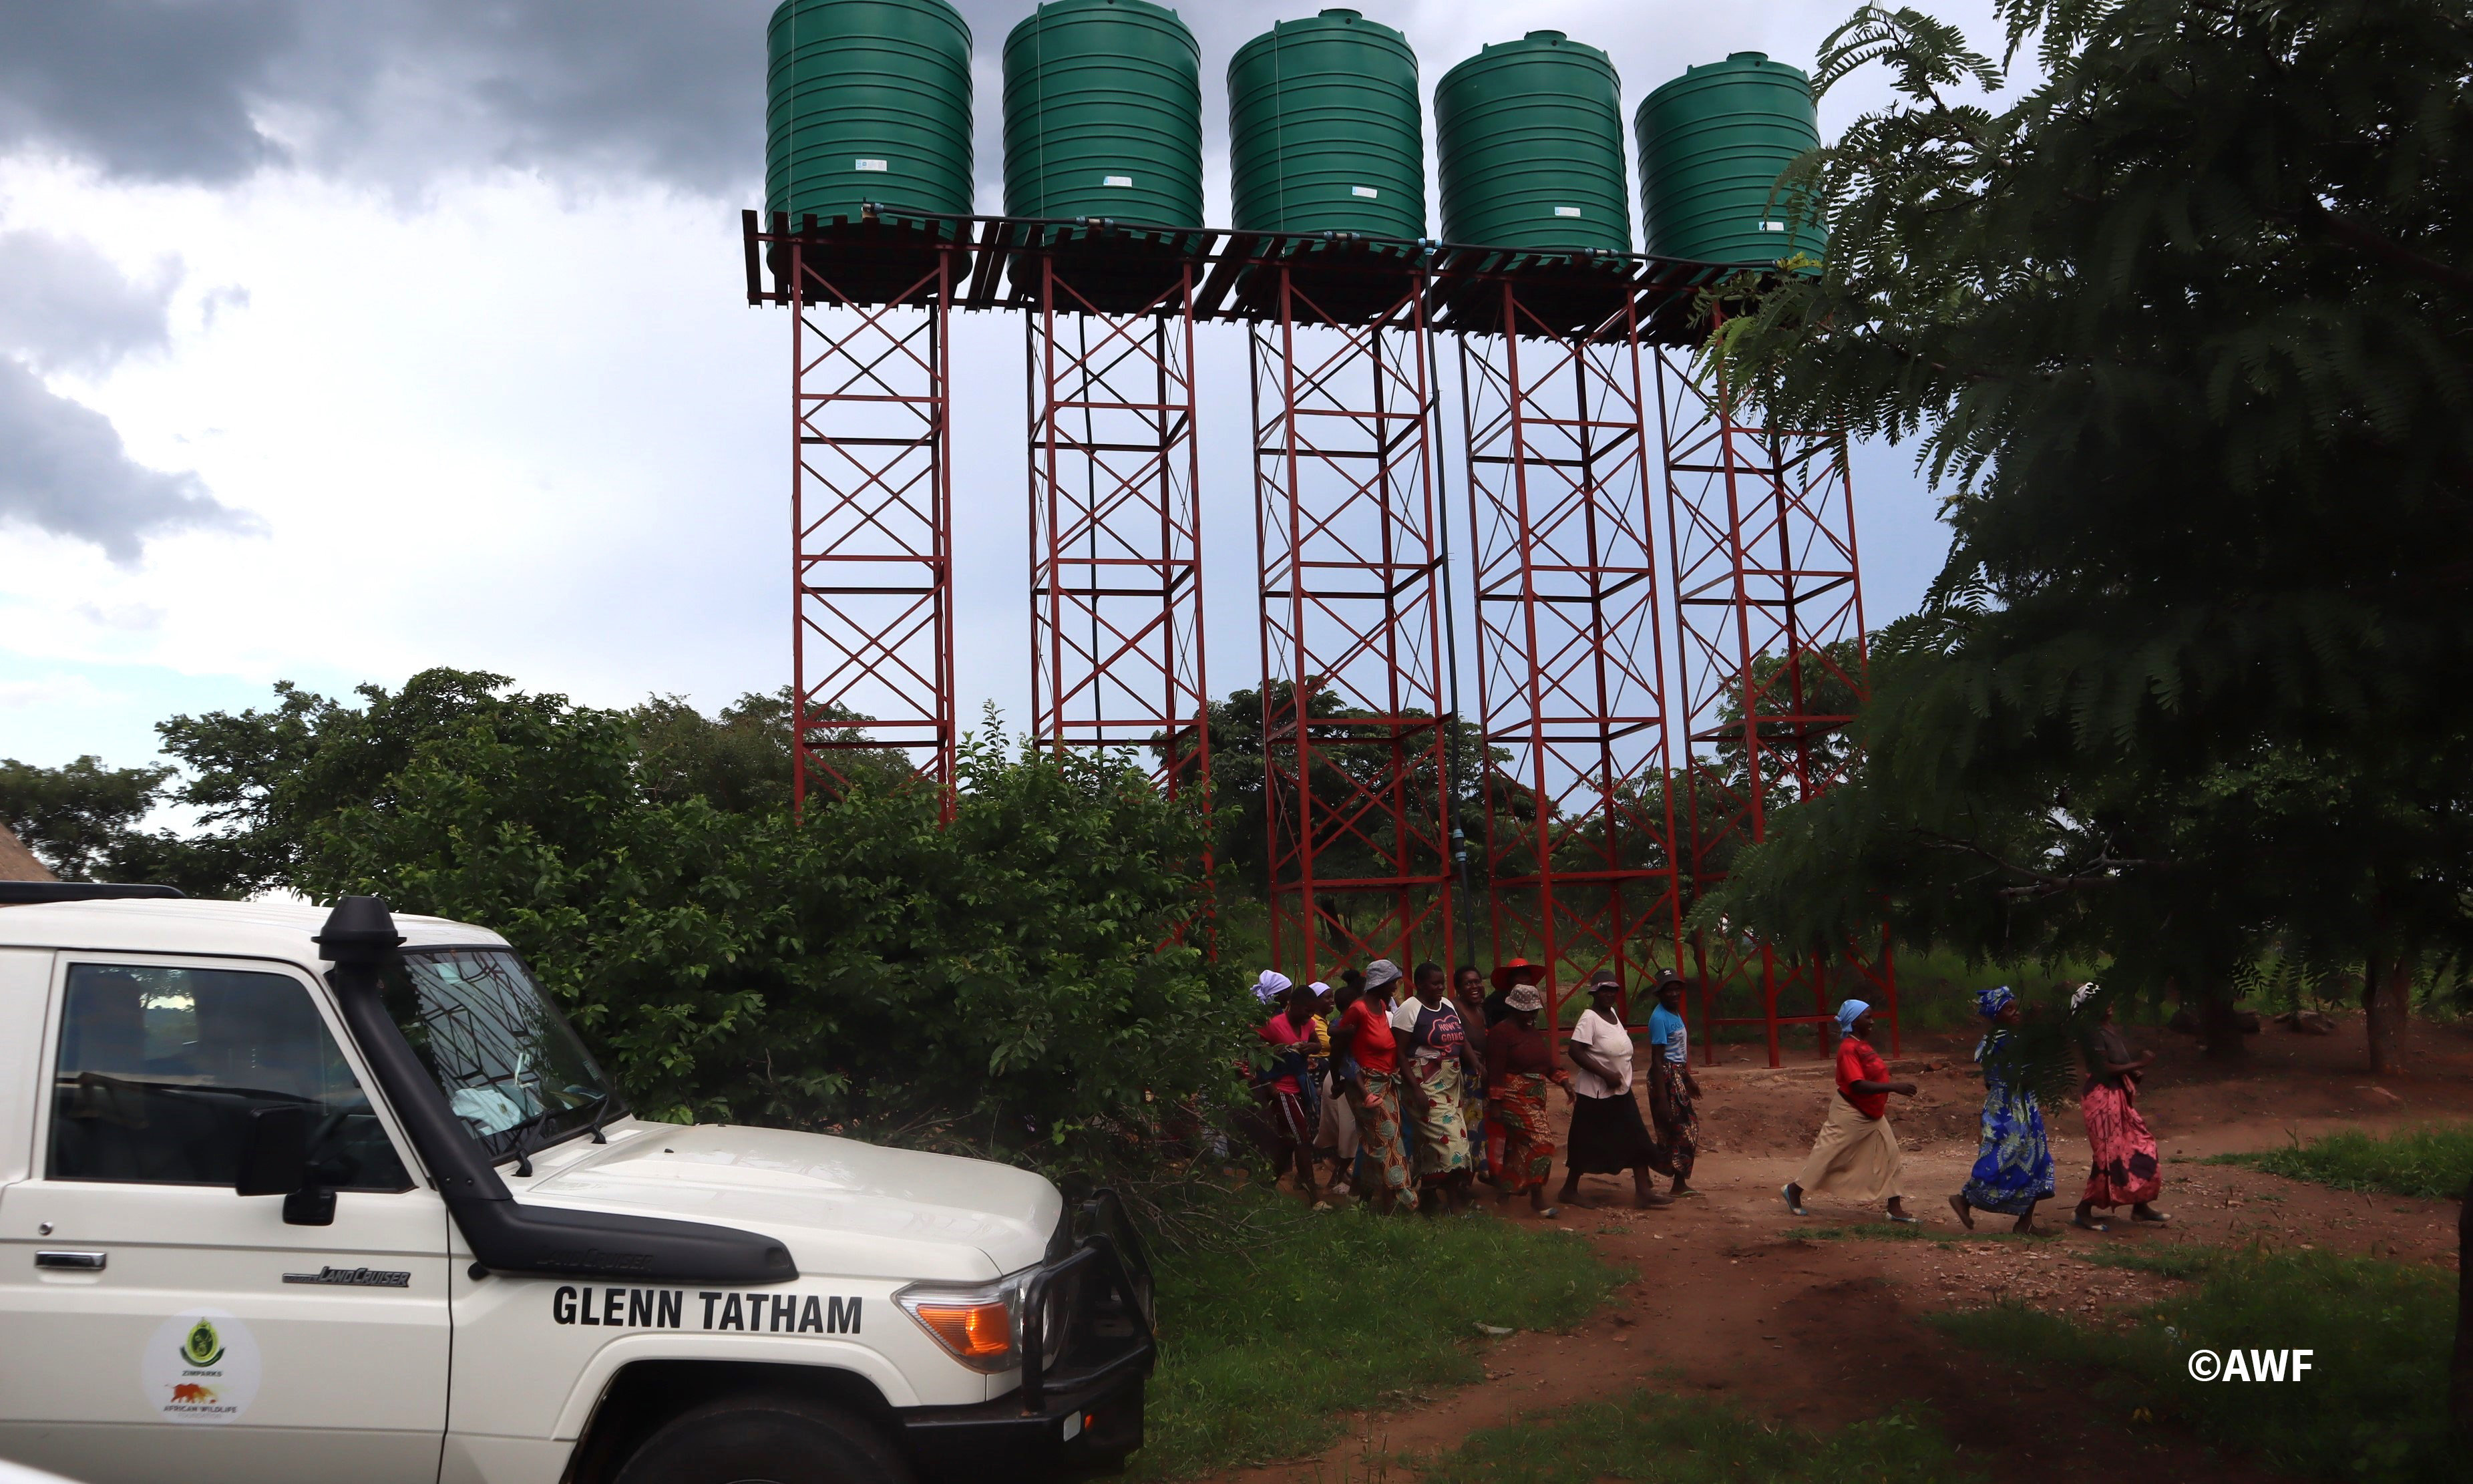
[1537,1206,1560,1219]
[2071,1216,2110,1232]
[1781,1184,1809,1218]
[2132,1208,2171,1224]
[1885,1210,1919,1224]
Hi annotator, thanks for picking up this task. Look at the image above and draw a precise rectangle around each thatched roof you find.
[0,823,56,883]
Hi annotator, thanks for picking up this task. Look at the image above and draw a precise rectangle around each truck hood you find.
[517,1122,1063,1283]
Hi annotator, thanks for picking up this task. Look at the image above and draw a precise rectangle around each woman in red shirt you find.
[1329,958,1411,1213]
[1782,1000,1919,1222]
[1254,982,1324,1207]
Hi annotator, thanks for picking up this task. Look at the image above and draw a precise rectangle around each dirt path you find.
[1206,1012,2473,1483]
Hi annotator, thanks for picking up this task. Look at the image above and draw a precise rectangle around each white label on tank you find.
[1761,220,1788,231]
[1103,175,1134,188]
[1554,206,1582,218]
[854,158,887,172]
[1352,186,1378,199]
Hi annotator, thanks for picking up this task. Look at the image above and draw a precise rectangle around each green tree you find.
[0,755,240,894]
[1702,0,2473,1063]
[288,681,1242,1168]
[0,755,168,880]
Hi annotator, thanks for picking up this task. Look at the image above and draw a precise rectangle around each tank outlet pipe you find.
[317,896,795,1285]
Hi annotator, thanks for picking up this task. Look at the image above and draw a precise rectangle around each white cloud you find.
[0,0,1997,757]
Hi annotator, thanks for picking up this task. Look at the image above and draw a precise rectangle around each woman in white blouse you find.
[1558,974,1673,1209]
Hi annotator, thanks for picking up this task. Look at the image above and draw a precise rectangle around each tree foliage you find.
[147,671,1245,1172]
[1700,0,2473,1044]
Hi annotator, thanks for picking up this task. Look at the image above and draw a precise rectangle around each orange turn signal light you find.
[910,1300,1012,1360]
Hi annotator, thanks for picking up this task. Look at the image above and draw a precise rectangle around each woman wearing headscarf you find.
[1783,1000,1919,1222]
[2072,982,2167,1232]
[1392,962,1484,1212]
[1330,958,1412,1212]
[1947,985,2054,1232]
[1483,980,1571,1215]
[1559,974,1672,1210]
[1642,970,1703,1198]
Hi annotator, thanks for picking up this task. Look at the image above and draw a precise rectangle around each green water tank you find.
[765,0,973,226]
[1227,9,1424,238]
[1635,53,1825,265]
[1004,0,1203,229]
[1435,31,1630,253]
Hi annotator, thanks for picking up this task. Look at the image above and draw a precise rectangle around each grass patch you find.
[2203,1122,2473,1199]
[2073,1242,2225,1280]
[1416,1390,1982,1483]
[1784,1222,1929,1242]
[1933,1247,2457,1481]
[1131,1194,1623,1479]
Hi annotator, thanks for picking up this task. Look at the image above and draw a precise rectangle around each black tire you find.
[611,1395,916,1484]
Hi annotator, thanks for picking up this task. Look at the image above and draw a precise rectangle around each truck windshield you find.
[379,946,621,1163]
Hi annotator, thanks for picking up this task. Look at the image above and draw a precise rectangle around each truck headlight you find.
[896,1268,1071,1374]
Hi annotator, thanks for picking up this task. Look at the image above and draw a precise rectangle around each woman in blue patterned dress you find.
[1947,985,2055,1233]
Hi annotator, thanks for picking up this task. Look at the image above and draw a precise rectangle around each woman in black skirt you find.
[1559,975,1672,1209]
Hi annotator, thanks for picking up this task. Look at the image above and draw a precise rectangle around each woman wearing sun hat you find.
[1330,958,1412,1212]
[1483,979,1572,1214]
[1559,973,1672,1210]
[1782,999,1919,1222]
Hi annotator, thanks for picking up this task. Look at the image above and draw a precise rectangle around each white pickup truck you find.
[0,887,1153,1484]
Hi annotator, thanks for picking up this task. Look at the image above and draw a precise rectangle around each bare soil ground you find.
[1208,1011,2473,1483]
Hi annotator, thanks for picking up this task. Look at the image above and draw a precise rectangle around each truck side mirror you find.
[236,1105,307,1197]
[236,1105,337,1226]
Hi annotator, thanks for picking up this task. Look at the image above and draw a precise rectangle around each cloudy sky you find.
[0,0,2003,779]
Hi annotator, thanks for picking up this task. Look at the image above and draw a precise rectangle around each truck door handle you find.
[35,1251,106,1271]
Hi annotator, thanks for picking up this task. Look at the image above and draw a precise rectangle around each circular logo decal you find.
[141,1308,261,1424]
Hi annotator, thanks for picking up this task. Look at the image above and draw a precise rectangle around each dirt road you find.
[1211,1012,2472,1483]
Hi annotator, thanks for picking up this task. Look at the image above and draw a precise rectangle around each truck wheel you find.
[611,1396,915,1484]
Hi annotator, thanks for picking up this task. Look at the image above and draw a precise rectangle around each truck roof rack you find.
[0,882,186,905]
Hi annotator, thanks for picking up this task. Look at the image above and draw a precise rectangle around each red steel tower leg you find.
[1252,268,1455,981]
[789,240,959,813]
[1024,257,1211,803]
[1658,343,1897,1065]
[1462,284,1686,1033]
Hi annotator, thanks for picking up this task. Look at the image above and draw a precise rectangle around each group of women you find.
[1250,958,1704,1217]
[1786,982,2169,1234]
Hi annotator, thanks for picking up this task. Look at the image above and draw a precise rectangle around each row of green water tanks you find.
[765,0,1825,264]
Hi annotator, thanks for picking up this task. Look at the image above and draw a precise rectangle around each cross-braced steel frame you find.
[786,236,960,815]
[1024,256,1211,805]
[1251,264,1455,981]
[1461,285,1685,1034]
[1657,344,1897,1065]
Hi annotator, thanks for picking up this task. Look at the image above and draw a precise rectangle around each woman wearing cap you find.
[1783,1000,1918,1222]
[1330,958,1412,1212]
[1560,974,1672,1210]
[1485,979,1571,1214]
[1949,985,2054,1233]
[2072,983,2166,1232]
[1643,971,1703,1198]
